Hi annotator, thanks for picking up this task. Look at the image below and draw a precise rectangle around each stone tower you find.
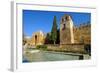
[60,14,74,44]
[29,31,45,46]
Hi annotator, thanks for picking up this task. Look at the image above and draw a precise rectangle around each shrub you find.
[36,45,47,50]
[84,44,91,55]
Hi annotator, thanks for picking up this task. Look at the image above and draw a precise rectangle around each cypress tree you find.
[51,16,58,44]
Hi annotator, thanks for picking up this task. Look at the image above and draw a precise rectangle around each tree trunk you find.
[54,41,55,45]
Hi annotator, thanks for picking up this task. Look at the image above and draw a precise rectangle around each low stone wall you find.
[60,44,85,53]
[46,44,86,53]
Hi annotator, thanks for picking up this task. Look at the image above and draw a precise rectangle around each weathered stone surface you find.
[60,14,91,45]
[60,14,74,44]
[46,44,86,53]
[60,44,85,53]
[74,24,91,44]
[27,31,45,46]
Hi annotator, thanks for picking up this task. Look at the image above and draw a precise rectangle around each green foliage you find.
[36,45,47,50]
[84,44,91,55]
[56,29,60,44]
[51,16,58,44]
[45,33,53,44]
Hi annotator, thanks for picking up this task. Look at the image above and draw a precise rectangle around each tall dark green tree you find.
[51,16,58,44]
[45,33,52,44]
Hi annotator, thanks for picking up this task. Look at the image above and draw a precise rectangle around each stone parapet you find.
[46,44,87,53]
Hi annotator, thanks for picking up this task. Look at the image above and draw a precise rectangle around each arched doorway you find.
[35,35,37,45]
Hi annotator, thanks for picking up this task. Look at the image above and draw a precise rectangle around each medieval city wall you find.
[74,25,91,44]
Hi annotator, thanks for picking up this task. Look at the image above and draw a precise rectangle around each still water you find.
[23,50,83,63]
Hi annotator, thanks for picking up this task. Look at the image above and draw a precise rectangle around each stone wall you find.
[74,24,91,44]
[46,44,86,53]
[60,44,85,53]
[28,31,45,46]
[60,14,74,44]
